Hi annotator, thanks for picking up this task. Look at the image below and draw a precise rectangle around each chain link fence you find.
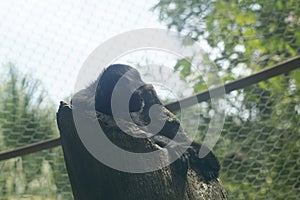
[0,0,300,199]
[216,69,300,199]
[1,61,299,200]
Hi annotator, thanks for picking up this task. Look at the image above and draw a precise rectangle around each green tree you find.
[153,0,300,199]
[0,64,72,199]
[0,63,56,149]
[154,0,300,74]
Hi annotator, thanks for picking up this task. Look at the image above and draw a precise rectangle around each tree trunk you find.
[56,102,227,200]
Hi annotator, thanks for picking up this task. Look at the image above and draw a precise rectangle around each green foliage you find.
[154,0,300,199]
[0,63,57,149]
[154,0,300,75]
[174,58,192,78]
[0,64,72,199]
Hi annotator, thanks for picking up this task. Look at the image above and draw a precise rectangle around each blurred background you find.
[0,0,300,199]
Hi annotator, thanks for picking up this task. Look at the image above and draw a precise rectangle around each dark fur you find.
[95,64,144,115]
[75,64,220,181]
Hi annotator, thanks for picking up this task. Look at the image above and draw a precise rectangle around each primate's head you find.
[72,64,162,118]
[95,64,160,117]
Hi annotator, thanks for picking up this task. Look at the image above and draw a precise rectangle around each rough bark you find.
[56,102,227,200]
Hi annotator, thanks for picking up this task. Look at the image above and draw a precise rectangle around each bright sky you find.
[0,0,227,151]
[0,0,179,103]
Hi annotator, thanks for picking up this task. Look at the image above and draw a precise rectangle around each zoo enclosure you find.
[0,56,300,199]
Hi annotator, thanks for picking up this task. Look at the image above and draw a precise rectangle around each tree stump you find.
[56,102,228,200]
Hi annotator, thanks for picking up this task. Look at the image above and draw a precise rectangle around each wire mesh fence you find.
[1,63,299,199]
[0,148,72,200]
[216,70,300,199]
[0,0,300,199]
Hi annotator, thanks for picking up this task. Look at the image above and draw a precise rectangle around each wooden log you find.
[56,101,227,200]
